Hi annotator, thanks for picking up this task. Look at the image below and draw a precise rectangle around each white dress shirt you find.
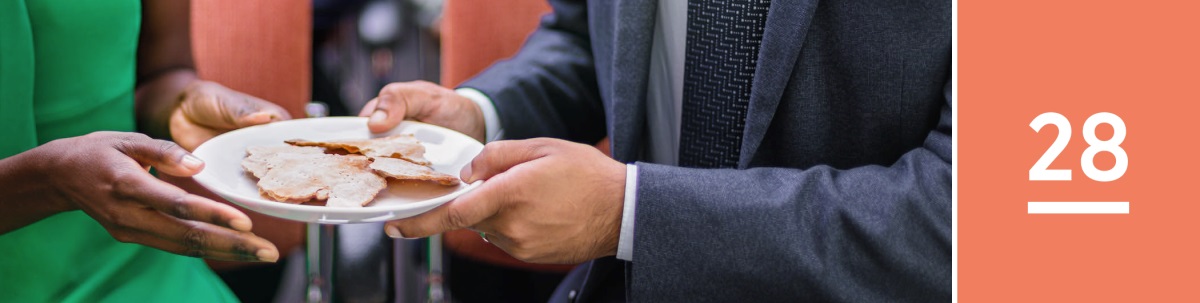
[456,0,687,261]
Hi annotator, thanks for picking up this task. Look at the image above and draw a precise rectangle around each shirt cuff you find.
[455,88,503,142]
[616,164,638,261]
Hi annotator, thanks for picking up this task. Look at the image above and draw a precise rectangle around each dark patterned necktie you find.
[678,0,772,168]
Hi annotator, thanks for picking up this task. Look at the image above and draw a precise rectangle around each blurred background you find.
[310,0,442,117]
[184,0,577,302]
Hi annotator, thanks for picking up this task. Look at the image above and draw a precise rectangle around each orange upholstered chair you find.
[440,0,580,274]
[161,0,312,272]
[192,0,312,118]
[441,0,549,89]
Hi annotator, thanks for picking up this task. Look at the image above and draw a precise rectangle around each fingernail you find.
[459,164,474,183]
[182,154,204,170]
[386,225,404,239]
[391,224,420,239]
[256,249,279,262]
[369,110,387,124]
[230,218,252,232]
[249,111,272,122]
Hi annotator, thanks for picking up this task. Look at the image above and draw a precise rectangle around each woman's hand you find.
[25,131,278,262]
[169,80,291,151]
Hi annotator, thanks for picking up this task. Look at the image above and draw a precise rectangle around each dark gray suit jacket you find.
[462,0,951,301]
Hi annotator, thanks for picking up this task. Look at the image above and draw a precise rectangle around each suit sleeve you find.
[459,0,605,143]
[630,82,953,302]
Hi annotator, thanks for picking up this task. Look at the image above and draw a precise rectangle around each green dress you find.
[0,0,239,301]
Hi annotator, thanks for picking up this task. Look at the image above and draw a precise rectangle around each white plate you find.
[192,117,483,224]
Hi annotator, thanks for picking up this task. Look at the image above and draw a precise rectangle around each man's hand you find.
[169,80,290,151]
[384,138,625,264]
[29,132,278,262]
[359,81,486,142]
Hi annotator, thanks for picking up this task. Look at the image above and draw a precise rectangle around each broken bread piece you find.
[369,157,461,186]
[285,134,430,166]
[248,151,387,207]
[242,145,326,178]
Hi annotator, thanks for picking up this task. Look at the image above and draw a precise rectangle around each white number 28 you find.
[1029,112,1127,182]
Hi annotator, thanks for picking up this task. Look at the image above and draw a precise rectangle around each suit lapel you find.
[577,1,656,301]
[605,0,656,163]
[738,0,820,168]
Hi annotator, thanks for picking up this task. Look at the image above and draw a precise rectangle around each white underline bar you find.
[1028,202,1129,214]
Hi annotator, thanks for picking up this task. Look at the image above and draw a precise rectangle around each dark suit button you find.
[568,290,578,302]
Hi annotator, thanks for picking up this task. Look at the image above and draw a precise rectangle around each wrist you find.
[0,148,66,233]
[455,88,501,142]
[598,160,627,257]
[465,98,488,143]
[5,141,75,213]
